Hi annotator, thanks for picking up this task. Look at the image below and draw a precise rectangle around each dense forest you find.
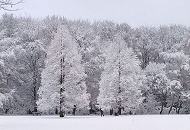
[0,14,190,115]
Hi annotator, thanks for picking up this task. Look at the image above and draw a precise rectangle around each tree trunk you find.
[160,104,164,114]
[168,105,173,114]
[141,50,150,69]
[33,86,37,112]
[177,108,180,114]
[176,102,182,114]
[33,69,38,112]
[117,40,122,116]
[175,108,178,113]
[168,96,174,114]
[59,87,65,117]
[59,56,65,117]
[176,96,182,114]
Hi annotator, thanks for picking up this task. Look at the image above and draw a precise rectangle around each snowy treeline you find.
[0,14,190,115]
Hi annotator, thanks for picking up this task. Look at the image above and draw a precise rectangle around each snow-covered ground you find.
[0,115,190,130]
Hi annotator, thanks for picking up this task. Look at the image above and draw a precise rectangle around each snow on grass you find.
[0,115,190,130]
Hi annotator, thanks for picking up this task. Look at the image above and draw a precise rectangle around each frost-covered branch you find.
[0,0,23,11]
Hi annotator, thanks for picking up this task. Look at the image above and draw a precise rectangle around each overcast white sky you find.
[1,0,190,27]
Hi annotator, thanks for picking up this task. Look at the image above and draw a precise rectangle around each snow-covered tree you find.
[0,59,11,110]
[15,41,46,112]
[68,21,98,100]
[97,35,144,115]
[161,51,190,114]
[0,45,25,114]
[133,27,160,69]
[0,14,18,38]
[37,25,90,116]
[93,21,119,43]
[144,62,170,114]
[82,36,104,107]
[167,80,183,114]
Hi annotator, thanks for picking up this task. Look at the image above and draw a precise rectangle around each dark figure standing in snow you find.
[117,106,124,115]
[27,109,32,115]
[55,108,59,115]
[60,111,65,117]
[114,112,119,116]
[100,108,104,117]
[129,111,132,115]
[72,105,77,115]
[110,108,113,115]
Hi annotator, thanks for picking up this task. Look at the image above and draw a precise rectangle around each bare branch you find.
[0,0,23,11]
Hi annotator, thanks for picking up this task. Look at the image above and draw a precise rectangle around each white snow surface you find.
[0,115,190,130]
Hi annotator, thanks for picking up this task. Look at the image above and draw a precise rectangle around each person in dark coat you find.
[129,111,133,115]
[117,106,124,115]
[110,108,113,115]
[55,108,59,115]
[72,105,77,115]
[100,108,104,117]
[114,112,119,116]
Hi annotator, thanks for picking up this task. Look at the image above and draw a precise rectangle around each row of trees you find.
[38,23,190,116]
[0,14,190,115]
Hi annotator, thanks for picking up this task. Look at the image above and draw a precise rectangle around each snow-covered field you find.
[0,115,190,130]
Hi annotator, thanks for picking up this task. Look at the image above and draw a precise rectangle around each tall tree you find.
[37,25,90,116]
[97,35,144,115]
[16,41,46,112]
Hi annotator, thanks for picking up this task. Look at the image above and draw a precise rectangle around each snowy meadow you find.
[1,115,190,130]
